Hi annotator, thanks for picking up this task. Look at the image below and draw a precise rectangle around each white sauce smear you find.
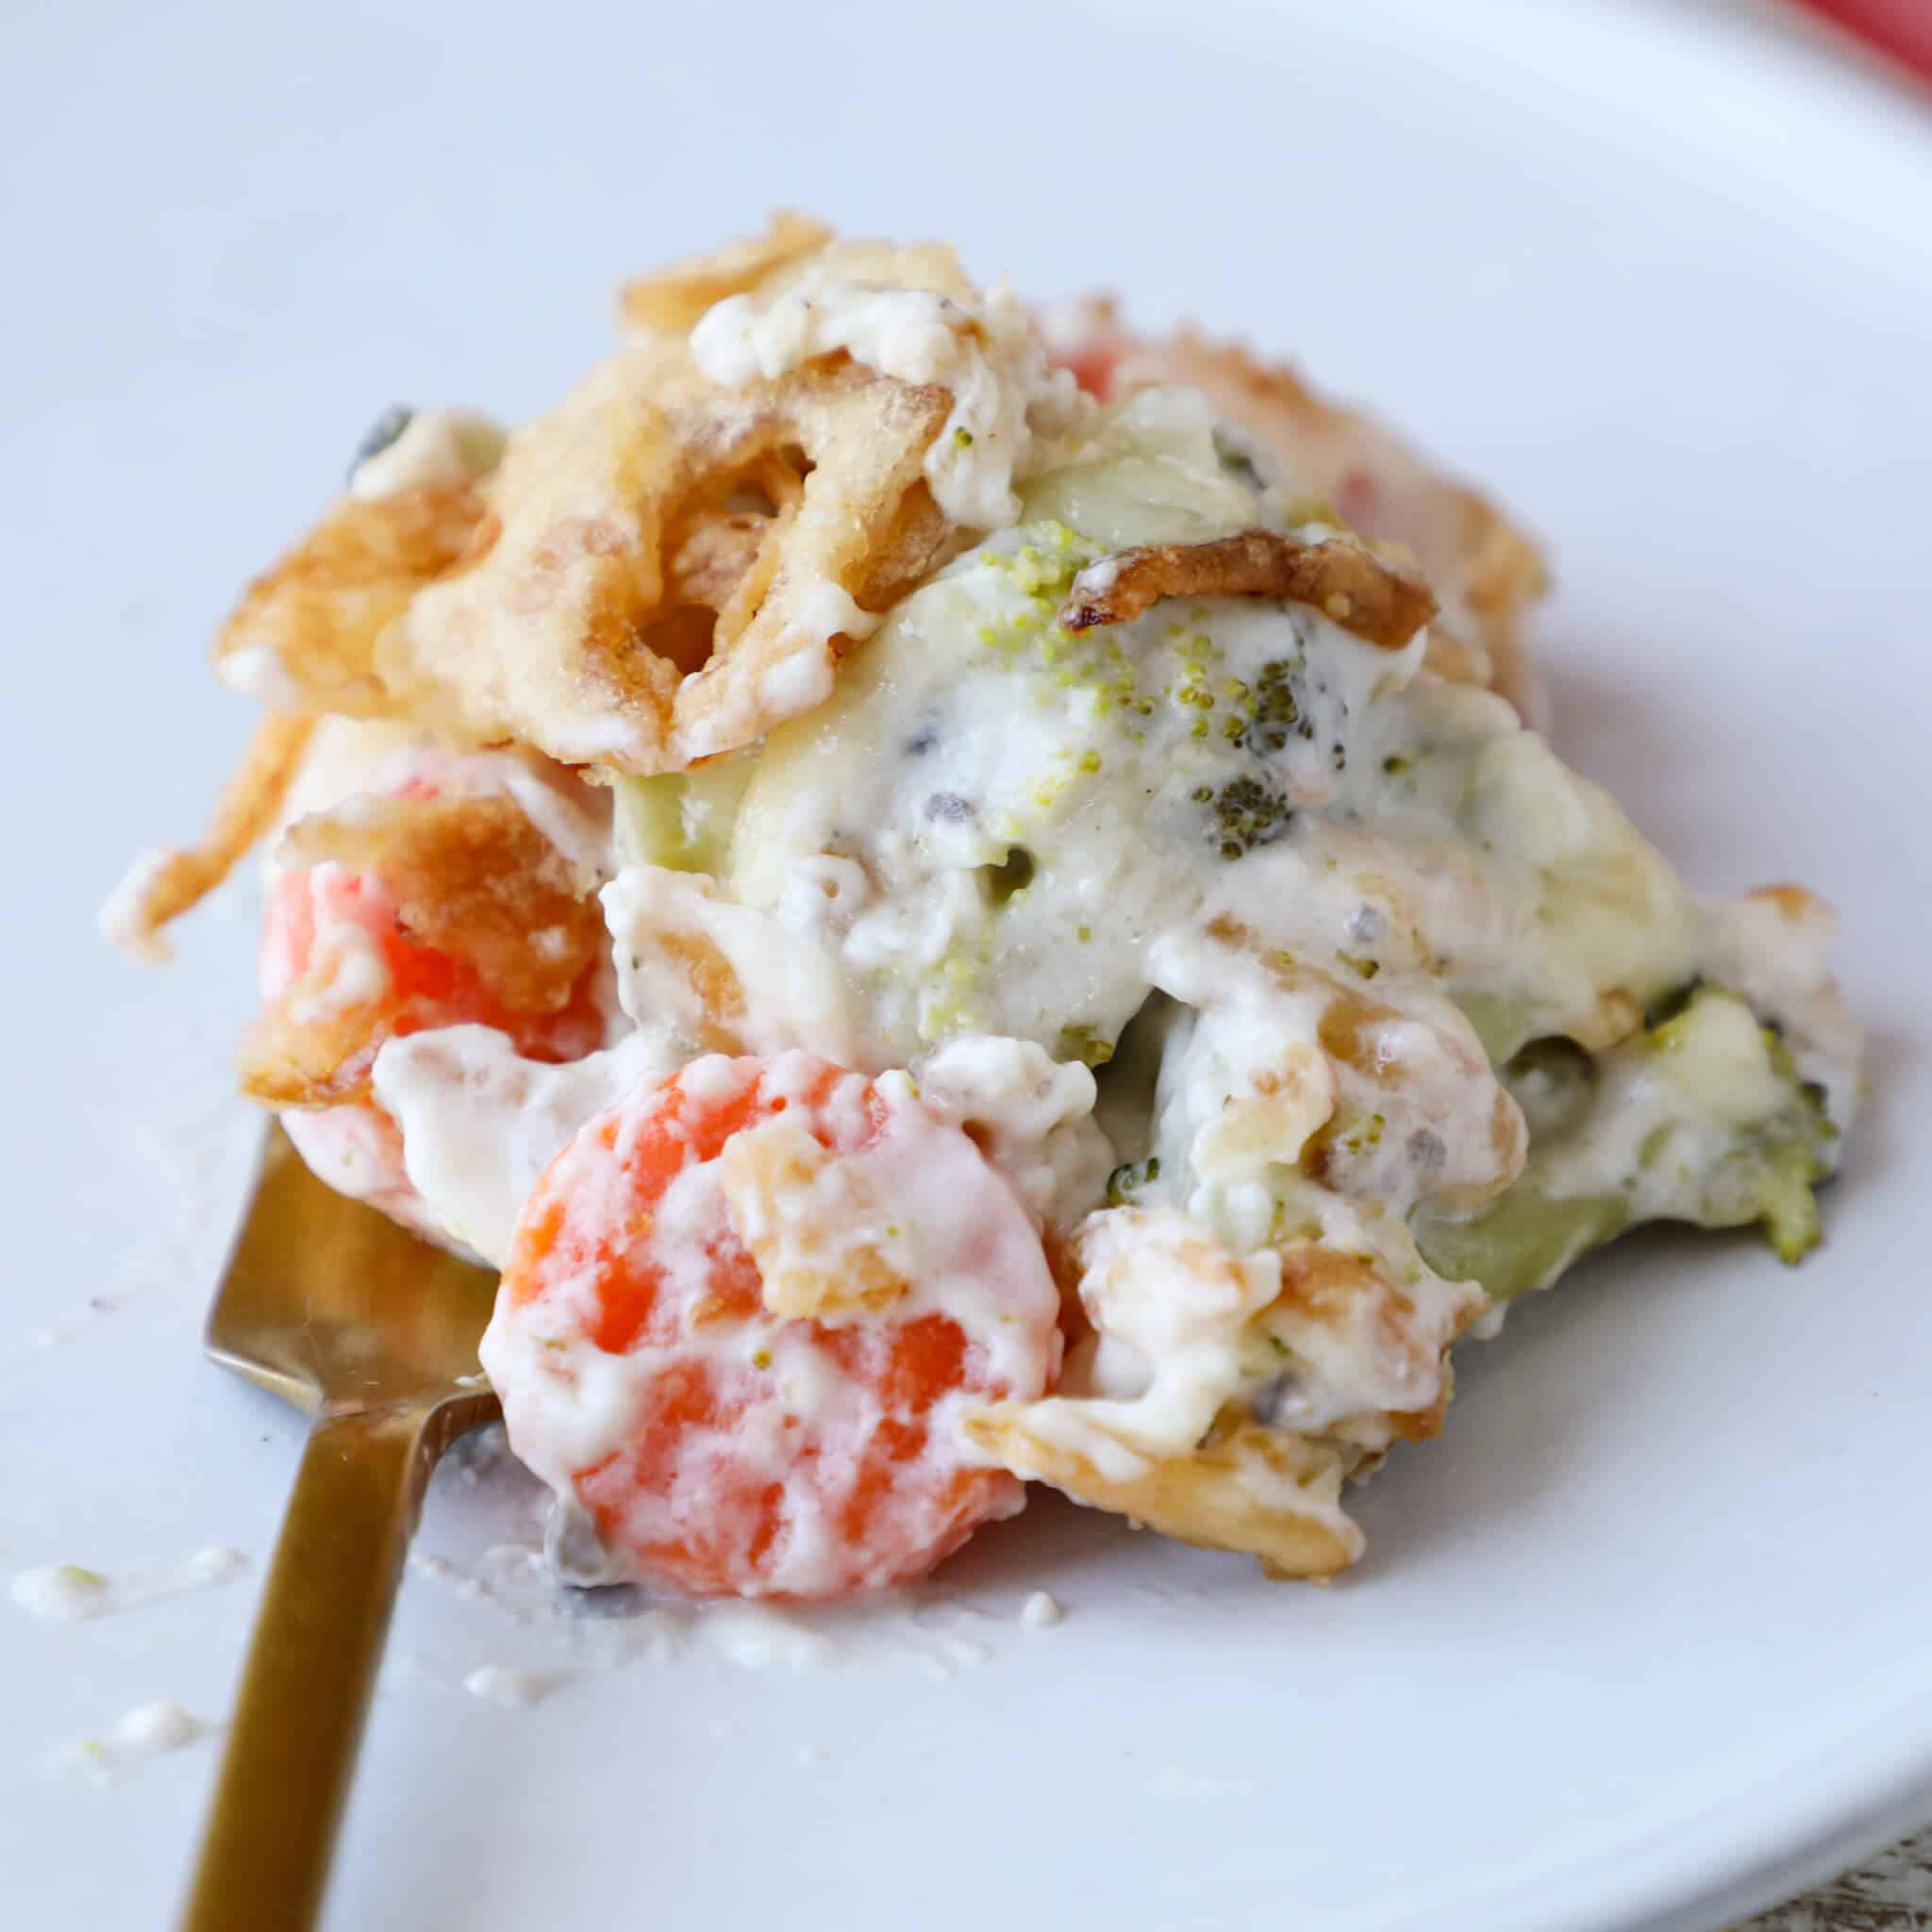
[60,1701,214,1784]
[9,1547,246,1623]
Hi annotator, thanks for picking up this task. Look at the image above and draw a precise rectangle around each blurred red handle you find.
[1791,0,1932,86]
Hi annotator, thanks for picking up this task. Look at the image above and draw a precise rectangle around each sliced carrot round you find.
[259,864,605,1062]
[484,1050,1063,1599]
[259,857,606,1236]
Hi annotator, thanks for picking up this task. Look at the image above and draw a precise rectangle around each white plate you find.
[3,2,1930,1926]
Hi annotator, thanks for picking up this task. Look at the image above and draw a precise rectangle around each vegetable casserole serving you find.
[107,214,1861,1599]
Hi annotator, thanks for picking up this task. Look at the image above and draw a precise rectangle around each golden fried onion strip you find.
[380,347,953,772]
[618,210,834,339]
[967,1402,1360,1579]
[100,714,317,959]
[212,480,489,715]
[240,793,605,1108]
[1098,322,1545,702]
[1058,528,1437,650]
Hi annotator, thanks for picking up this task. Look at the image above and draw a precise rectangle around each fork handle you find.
[180,1396,491,1932]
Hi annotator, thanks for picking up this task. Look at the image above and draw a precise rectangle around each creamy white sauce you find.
[462,1664,571,1707]
[348,406,506,500]
[1550,994,1790,1208]
[403,1514,1062,1679]
[696,1604,836,1670]
[718,1112,924,1323]
[478,1051,1060,1598]
[97,851,177,961]
[9,1547,245,1623]
[604,864,860,1064]
[275,723,615,888]
[497,765,618,891]
[374,1026,676,1268]
[61,1701,213,1784]
[1007,1207,1284,1471]
[723,521,1426,1074]
[251,385,1859,1588]
[279,1104,466,1252]
[691,270,1091,528]
[527,439,1855,1571]
[914,1035,1112,1234]
[1705,890,1863,1132]
[10,1564,112,1621]
[1020,1589,1064,1628]
[213,642,310,708]
[278,863,391,1024]
[261,723,620,1250]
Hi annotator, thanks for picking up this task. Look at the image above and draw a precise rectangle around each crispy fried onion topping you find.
[148,347,948,940]
[133,221,1048,952]
[213,481,491,715]
[1058,528,1437,650]
[966,1202,1492,1578]
[100,715,318,960]
[719,1115,912,1324]
[198,220,987,790]
[103,486,493,951]
[964,1209,1368,1579]
[622,213,977,342]
[619,210,837,339]
[188,348,952,781]
[1040,300,1546,703]
[974,1399,1360,1580]
[381,344,952,771]
[238,793,605,1108]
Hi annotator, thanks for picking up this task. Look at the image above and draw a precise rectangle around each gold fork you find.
[179,1124,500,1932]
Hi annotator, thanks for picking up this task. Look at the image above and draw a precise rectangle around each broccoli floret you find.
[1417,984,1838,1299]
[1748,1134,1825,1263]
[1643,975,1706,1028]
[1238,657,1315,754]
[1058,1022,1115,1068]
[1105,1157,1159,1207]
[1202,775,1293,859]
[1186,657,1316,857]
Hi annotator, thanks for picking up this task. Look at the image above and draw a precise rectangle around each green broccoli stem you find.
[1414,1189,1630,1302]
